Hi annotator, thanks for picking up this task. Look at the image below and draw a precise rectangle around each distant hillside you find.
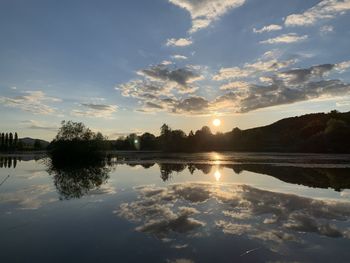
[231,110,350,153]
[20,137,50,148]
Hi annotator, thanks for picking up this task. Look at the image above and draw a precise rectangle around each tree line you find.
[113,110,350,153]
[0,132,18,151]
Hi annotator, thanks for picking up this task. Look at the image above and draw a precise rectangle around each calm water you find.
[1,152,350,263]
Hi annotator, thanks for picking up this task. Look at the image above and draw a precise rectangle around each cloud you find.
[117,64,207,114]
[320,25,334,34]
[169,0,246,33]
[335,60,350,72]
[166,38,193,47]
[118,58,350,115]
[161,60,173,65]
[260,33,308,44]
[21,120,59,131]
[285,0,350,27]
[213,63,350,113]
[253,24,283,33]
[171,54,188,60]
[213,54,297,81]
[138,65,203,86]
[173,96,209,113]
[220,81,251,90]
[0,90,61,115]
[71,103,118,118]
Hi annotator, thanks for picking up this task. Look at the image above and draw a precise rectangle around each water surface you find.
[1,152,350,263]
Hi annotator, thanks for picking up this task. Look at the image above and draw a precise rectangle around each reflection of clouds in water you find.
[0,184,56,209]
[117,182,350,254]
[341,190,350,198]
[86,184,117,196]
[118,184,206,237]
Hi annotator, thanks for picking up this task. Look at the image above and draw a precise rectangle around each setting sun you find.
[213,118,221,127]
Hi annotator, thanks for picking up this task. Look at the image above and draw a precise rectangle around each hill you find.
[20,137,50,148]
[230,110,350,153]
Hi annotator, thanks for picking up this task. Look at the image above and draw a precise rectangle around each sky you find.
[0,0,350,140]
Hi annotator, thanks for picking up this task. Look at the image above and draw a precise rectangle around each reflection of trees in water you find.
[159,163,187,182]
[47,158,111,200]
[0,156,18,168]
[225,163,350,192]
[141,163,155,169]
[134,162,350,190]
[159,163,213,181]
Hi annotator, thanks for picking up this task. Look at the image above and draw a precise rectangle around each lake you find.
[1,152,350,263]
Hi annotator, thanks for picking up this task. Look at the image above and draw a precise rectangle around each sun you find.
[213,118,221,127]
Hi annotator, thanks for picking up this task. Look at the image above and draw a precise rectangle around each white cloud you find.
[117,64,206,114]
[171,54,188,60]
[21,120,59,131]
[166,38,193,47]
[213,55,297,81]
[260,33,308,44]
[320,25,334,34]
[285,0,350,27]
[71,103,118,119]
[220,81,251,90]
[0,90,61,115]
[253,24,283,33]
[335,60,350,72]
[161,60,173,65]
[213,63,350,113]
[169,0,246,33]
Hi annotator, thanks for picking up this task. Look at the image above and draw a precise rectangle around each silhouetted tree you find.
[9,133,13,149]
[14,132,18,147]
[140,132,157,150]
[34,139,42,150]
[0,133,4,150]
[4,133,8,150]
[48,121,108,163]
[160,124,172,151]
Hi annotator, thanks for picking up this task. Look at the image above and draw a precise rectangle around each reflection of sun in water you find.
[214,170,221,181]
[213,118,221,127]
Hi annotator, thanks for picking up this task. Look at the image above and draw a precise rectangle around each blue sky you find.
[1,0,350,140]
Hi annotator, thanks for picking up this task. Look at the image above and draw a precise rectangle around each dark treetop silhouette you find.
[48,120,109,163]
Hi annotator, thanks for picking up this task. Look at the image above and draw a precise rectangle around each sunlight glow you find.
[213,118,221,127]
[214,170,221,181]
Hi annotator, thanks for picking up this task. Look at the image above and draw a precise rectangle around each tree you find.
[140,132,157,150]
[5,133,8,148]
[14,132,18,147]
[55,121,94,141]
[9,133,13,148]
[0,133,4,150]
[34,139,42,150]
[126,133,140,150]
[160,124,172,151]
[160,124,171,136]
[49,121,108,163]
